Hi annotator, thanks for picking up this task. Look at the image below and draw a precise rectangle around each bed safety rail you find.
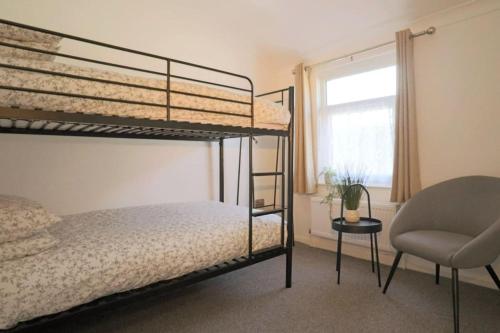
[0,18,255,131]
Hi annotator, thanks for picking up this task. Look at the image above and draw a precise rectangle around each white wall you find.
[0,135,214,215]
[292,0,500,289]
[413,3,500,187]
[0,0,287,214]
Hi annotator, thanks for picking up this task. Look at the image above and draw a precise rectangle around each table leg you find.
[374,232,381,287]
[336,231,342,284]
[370,233,375,273]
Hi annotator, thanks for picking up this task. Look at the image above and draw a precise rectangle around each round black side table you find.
[332,184,383,287]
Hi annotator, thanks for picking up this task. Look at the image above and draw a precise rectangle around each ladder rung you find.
[252,208,285,217]
[260,204,288,209]
[252,172,283,176]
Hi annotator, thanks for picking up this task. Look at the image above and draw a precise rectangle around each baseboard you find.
[300,235,499,290]
[403,255,499,289]
[294,234,311,245]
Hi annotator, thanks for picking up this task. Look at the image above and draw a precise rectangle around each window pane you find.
[321,97,395,187]
[326,66,396,106]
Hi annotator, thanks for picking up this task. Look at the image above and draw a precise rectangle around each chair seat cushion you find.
[392,230,473,266]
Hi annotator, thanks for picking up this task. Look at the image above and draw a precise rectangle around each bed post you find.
[286,86,294,288]
[219,138,224,202]
[248,80,254,262]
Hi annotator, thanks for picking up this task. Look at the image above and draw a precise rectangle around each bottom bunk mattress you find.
[0,201,284,329]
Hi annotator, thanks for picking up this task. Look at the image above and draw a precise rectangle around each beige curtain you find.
[391,29,421,202]
[293,63,317,194]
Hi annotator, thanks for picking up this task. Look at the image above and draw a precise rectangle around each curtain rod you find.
[303,26,436,71]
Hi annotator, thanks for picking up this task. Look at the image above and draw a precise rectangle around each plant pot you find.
[344,209,360,223]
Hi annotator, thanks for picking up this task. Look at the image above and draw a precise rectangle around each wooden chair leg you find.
[435,263,440,285]
[485,265,500,290]
[382,251,402,294]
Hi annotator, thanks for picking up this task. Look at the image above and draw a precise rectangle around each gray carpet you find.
[34,243,499,333]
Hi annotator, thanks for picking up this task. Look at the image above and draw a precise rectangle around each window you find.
[317,52,396,187]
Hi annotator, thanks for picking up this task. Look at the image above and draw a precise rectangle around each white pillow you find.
[0,37,60,61]
[0,23,62,45]
[0,195,61,243]
[0,230,58,262]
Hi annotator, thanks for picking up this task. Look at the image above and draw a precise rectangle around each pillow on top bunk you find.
[0,22,62,45]
[0,195,61,243]
[0,37,60,61]
[0,229,58,262]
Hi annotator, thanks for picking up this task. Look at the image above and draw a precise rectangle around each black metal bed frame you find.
[0,19,294,332]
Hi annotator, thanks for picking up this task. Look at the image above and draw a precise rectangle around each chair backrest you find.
[416,176,500,236]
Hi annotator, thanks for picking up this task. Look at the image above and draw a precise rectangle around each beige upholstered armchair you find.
[382,176,500,333]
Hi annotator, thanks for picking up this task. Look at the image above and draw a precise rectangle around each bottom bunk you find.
[0,201,287,332]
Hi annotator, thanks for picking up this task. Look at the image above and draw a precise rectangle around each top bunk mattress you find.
[0,201,284,329]
[0,56,290,130]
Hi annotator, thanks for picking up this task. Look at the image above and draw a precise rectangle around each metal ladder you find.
[233,86,294,288]
[236,135,287,247]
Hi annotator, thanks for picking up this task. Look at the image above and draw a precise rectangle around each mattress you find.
[0,57,290,130]
[0,201,284,329]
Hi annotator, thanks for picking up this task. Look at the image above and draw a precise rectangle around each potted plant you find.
[335,170,367,223]
[320,167,337,220]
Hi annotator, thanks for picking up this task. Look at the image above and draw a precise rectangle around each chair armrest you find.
[451,217,500,268]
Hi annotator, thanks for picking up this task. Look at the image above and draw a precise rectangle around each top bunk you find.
[0,19,293,141]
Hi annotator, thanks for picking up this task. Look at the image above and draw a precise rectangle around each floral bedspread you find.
[0,201,284,329]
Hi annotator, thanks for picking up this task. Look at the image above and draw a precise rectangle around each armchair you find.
[382,176,500,333]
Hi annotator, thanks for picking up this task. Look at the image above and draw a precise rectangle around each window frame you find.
[315,46,397,188]
[317,48,396,110]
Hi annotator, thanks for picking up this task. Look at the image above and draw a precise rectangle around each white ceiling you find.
[179,0,471,61]
[223,0,468,54]
[2,0,470,57]
[0,0,472,81]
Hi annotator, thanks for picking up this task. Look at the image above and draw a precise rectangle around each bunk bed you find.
[0,19,295,332]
